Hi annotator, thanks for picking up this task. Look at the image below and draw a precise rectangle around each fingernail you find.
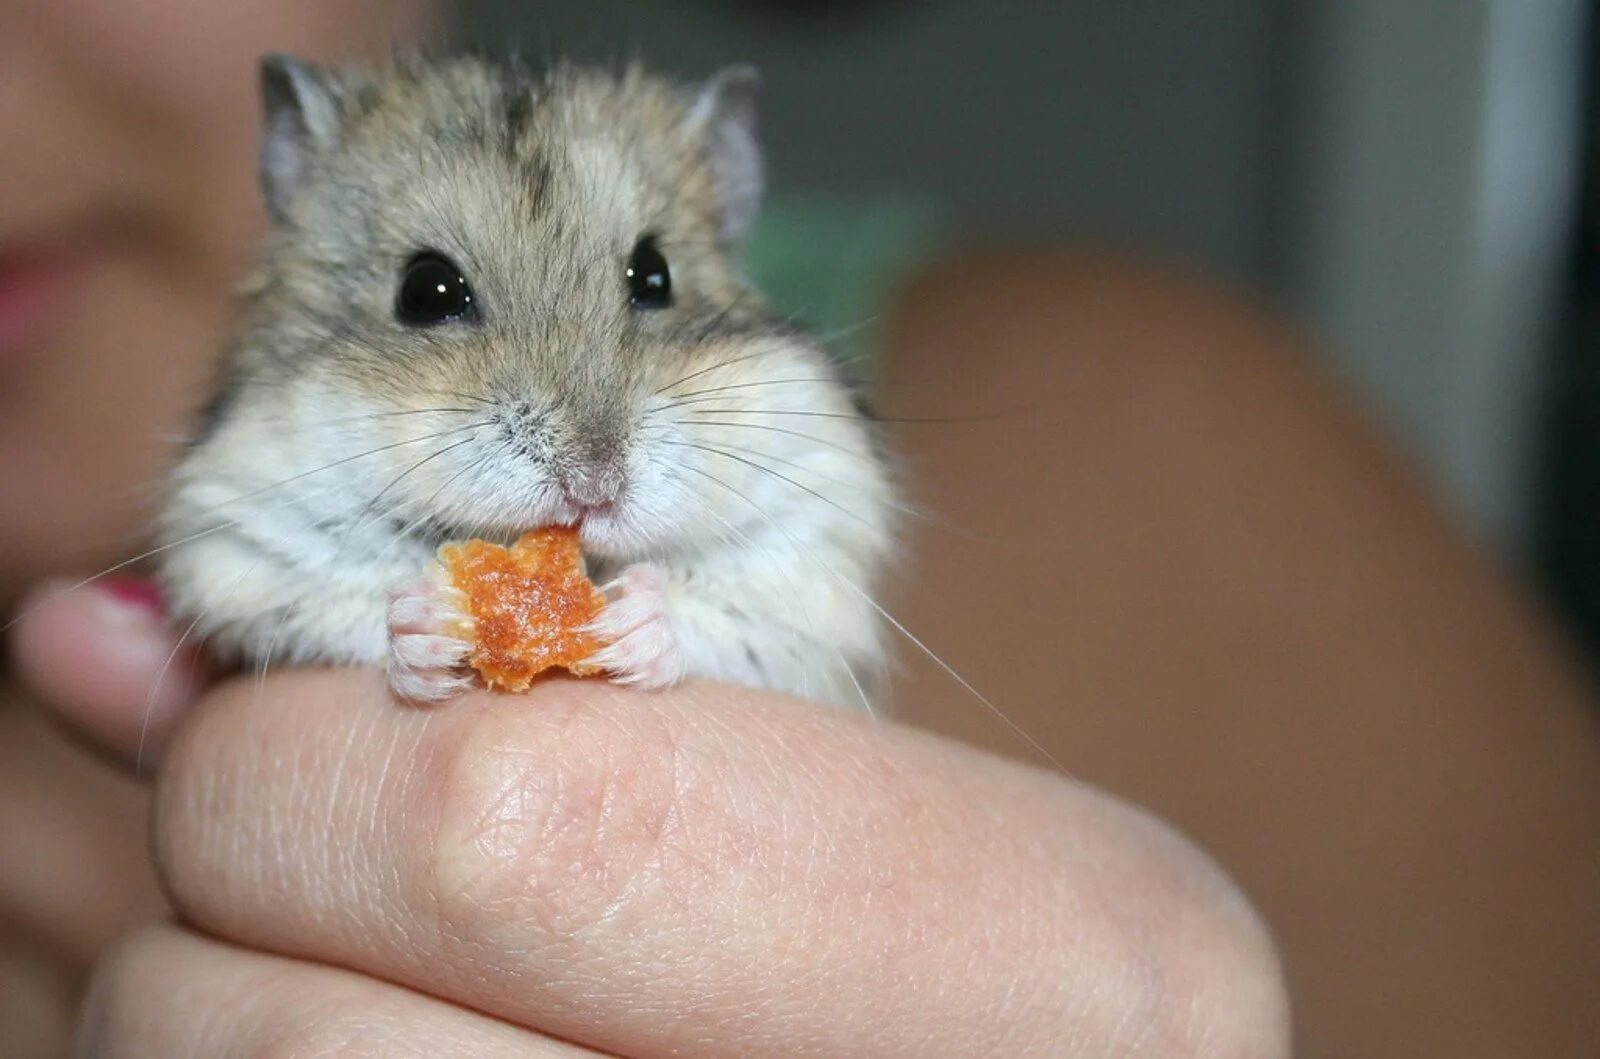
[98,578,167,621]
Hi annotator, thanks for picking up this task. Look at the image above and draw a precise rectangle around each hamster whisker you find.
[652,345,790,396]
[2,424,490,640]
[263,444,490,694]
[681,461,1062,772]
[681,405,995,425]
[342,435,482,542]
[842,564,1062,772]
[661,437,961,533]
[672,418,873,460]
[376,456,487,559]
[254,431,485,691]
[681,288,769,344]
[644,374,939,425]
[0,522,244,635]
[702,437,1011,548]
[171,422,495,531]
[663,441,881,536]
[374,432,512,562]
[677,461,870,709]
[136,557,263,776]
[676,468,833,710]
[299,407,478,429]
[1,465,383,632]
[832,642,875,718]
[808,315,880,350]
[652,377,845,406]
[443,390,497,407]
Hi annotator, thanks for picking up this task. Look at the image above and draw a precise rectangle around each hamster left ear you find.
[259,54,345,223]
[687,65,764,243]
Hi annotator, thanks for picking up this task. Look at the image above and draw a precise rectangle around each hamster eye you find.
[626,236,672,309]
[396,252,474,326]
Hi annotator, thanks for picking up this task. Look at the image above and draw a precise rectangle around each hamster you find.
[155,53,896,713]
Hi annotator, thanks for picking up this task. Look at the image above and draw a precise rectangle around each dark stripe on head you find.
[499,60,537,154]
[503,87,533,147]
[518,155,551,215]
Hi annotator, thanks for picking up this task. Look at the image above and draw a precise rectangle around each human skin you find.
[12,250,1600,1056]
[0,18,1293,1032]
[0,0,434,607]
[0,1,431,1051]
[47,667,1280,1058]
[16,245,1600,1055]
[1,0,1593,1054]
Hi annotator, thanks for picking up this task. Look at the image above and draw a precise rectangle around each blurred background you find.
[4,3,1596,1056]
[373,4,1600,1051]
[462,0,1600,656]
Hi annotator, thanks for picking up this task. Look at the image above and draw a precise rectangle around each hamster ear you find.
[687,65,764,243]
[259,54,344,222]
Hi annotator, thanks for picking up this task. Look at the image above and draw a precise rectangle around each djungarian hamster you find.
[156,53,896,712]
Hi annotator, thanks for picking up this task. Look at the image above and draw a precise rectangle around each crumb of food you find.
[438,526,606,692]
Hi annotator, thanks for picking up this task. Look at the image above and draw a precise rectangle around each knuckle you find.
[420,691,697,951]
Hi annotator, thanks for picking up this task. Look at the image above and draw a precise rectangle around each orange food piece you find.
[438,526,607,692]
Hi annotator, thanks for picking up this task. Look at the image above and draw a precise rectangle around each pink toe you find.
[386,573,472,705]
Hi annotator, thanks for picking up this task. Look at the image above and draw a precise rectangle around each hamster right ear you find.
[259,54,344,222]
[686,65,764,244]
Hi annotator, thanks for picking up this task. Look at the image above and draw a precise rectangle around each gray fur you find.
[159,54,896,712]
[689,65,765,242]
[259,55,353,222]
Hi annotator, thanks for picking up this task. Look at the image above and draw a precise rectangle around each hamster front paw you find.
[386,574,473,704]
[584,563,687,688]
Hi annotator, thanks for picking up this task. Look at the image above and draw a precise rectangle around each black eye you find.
[626,236,672,309]
[396,252,474,326]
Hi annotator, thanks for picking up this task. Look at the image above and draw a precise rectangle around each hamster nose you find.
[558,467,624,511]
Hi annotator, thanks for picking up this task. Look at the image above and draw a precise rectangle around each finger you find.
[155,669,1287,1058]
[0,704,165,965]
[0,935,74,1059]
[6,577,210,765]
[79,923,614,1058]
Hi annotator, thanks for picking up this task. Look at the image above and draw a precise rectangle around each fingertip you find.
[7,578,210,766]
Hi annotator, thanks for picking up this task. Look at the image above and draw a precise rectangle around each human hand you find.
[15,581,1288,1057]
[1,580,183,1056]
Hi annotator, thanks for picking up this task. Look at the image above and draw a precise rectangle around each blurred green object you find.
[742,193,948,384]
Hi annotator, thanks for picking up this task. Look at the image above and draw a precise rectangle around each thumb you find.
[6,578,211,768]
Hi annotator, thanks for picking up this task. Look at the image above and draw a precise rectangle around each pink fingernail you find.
[100,577,166,619]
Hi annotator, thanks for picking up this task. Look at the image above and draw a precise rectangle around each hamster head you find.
[193,54,884,565]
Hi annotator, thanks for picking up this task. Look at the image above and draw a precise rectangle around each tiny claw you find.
[582,563,686,689]
[386,573,473,705]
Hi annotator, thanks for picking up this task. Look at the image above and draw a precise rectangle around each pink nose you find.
[564,493,615,515]
[559,470,622,511]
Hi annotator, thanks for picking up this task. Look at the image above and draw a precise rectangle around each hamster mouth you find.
[395,475,651,560]
[568,506,634,559]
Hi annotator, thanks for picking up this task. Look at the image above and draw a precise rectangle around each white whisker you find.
[1,422,492,636]
[678,461,1065,773]
[135,556,263,775]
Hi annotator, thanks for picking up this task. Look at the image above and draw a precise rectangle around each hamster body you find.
[157,54,895,712]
